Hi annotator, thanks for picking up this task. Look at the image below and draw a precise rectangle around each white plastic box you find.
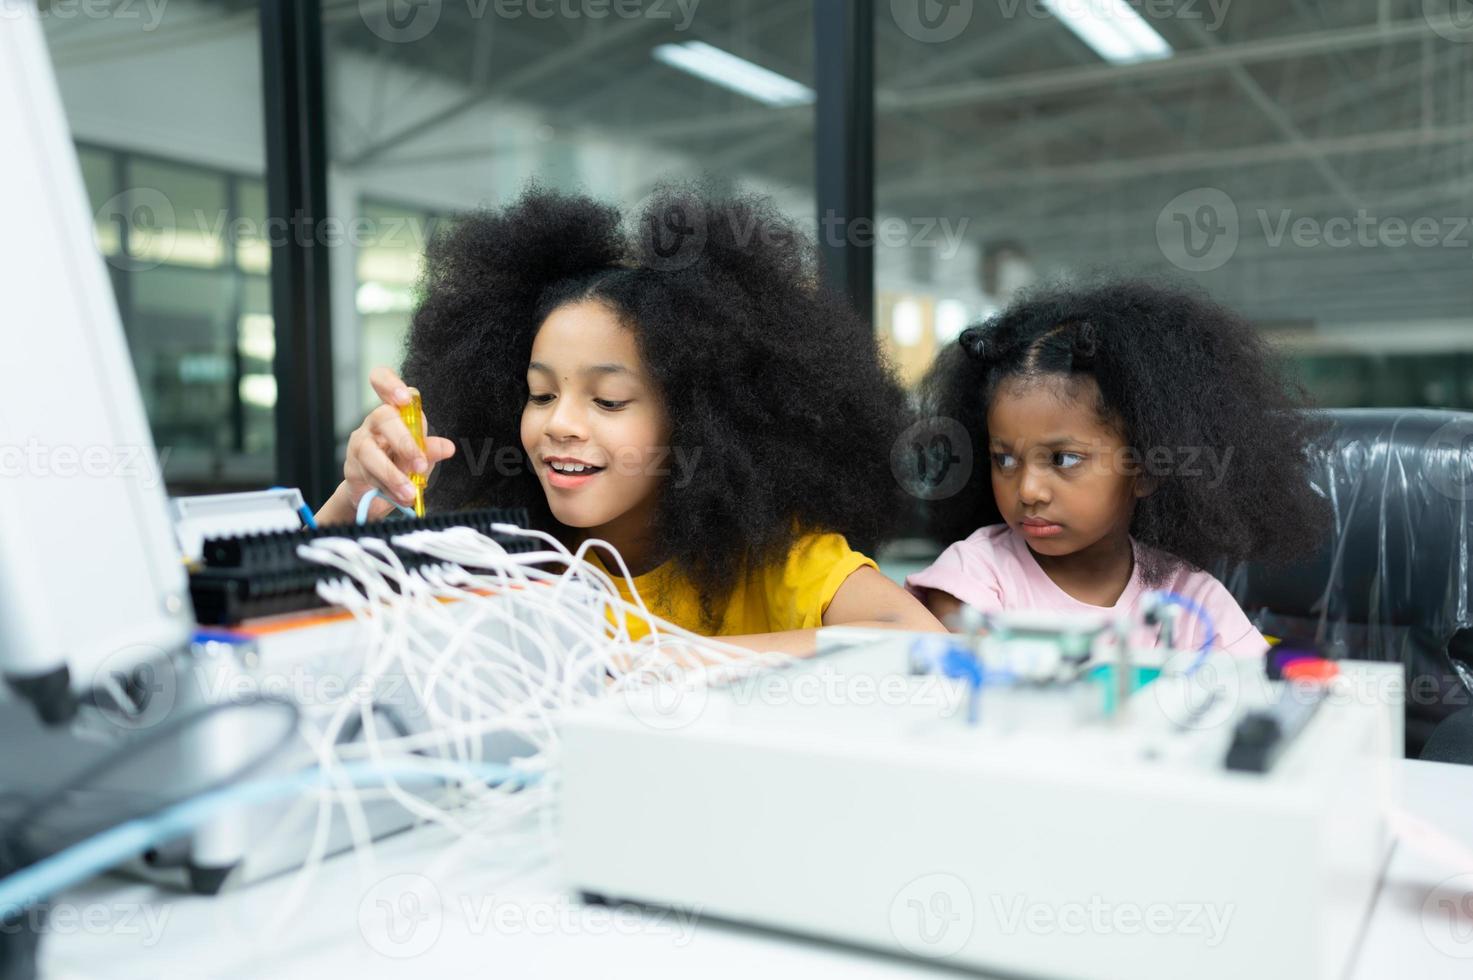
[561,637,1401,980]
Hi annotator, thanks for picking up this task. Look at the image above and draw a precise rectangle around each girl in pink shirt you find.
[905,279,1330,658]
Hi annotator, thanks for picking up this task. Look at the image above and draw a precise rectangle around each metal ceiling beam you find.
[342,13,659,168]
[1177,19,1443,294]
[973,171,1473,233]
[884,41,1470,205]
[47,8,258,67]
[635,17,1455,143]
[891,16,1456,112]
[881,122,1473,198]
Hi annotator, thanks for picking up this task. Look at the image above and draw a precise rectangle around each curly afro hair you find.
[917,277,1332,585]
[400,182,911,627]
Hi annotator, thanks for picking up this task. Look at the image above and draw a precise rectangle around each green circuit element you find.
[1086,664,1163,715]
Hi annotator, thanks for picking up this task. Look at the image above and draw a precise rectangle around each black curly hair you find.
[916,277,1332,586]
[400,182,910,627]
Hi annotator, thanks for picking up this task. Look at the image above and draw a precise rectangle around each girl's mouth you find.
[546,459,605,489]
[1019,518,1063,538]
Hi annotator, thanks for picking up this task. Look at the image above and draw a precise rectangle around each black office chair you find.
[1215,409,1473,760]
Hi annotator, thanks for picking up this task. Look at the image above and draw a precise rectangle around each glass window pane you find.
[322,2,817,437]
[76,145,119,255]
[875,5,1473,404]
[236,179,271,275]
[129,265,234,451]
[240,275,276,458]
[125,159,229,269]
[42,1,274,490]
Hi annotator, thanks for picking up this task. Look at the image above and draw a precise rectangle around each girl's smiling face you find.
[521,300,672,548]
[986,374,1148,558]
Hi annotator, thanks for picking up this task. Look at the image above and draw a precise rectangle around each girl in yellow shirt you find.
[316,185,943,654]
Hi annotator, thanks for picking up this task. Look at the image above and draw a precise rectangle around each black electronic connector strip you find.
[201,507,533,570]
[189,508,535,625]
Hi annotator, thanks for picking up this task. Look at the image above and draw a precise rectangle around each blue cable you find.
[355,488,417,524]
[0,761,534,918]
[939,647,982,689]
[910,637,1016,726]
[267,486,319,530]
[1148,590,1218,675]
[942,651,1016,725]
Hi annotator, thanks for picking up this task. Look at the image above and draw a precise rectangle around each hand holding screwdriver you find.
[315,367,456,525]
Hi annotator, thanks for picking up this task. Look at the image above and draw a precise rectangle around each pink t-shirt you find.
[906,524,1267,657]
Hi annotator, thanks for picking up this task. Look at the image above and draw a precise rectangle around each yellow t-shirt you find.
[590,532,877,640]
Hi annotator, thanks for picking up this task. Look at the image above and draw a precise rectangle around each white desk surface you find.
[36,758,1473,979]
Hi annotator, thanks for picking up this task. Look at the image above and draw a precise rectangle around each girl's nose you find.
[1018,465,1051,505]
[545,400,588,441]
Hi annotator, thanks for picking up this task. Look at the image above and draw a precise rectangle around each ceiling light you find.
[652,41,814,107]
[1042,0,1172,65]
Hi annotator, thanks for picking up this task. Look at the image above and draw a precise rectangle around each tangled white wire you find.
[233,523,792,934]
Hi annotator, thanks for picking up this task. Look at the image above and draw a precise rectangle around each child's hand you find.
[320,367,457,523]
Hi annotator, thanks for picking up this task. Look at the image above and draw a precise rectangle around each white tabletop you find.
[35,758,1473,979]
[1347,758,1473,978]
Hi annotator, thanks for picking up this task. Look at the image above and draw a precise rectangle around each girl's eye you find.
[991,452,1016,469]
[527,393,554,405]
[1054,451,1084,469]
[594,399,630,411]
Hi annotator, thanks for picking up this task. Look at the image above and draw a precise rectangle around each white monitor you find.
[0,0,194,722]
